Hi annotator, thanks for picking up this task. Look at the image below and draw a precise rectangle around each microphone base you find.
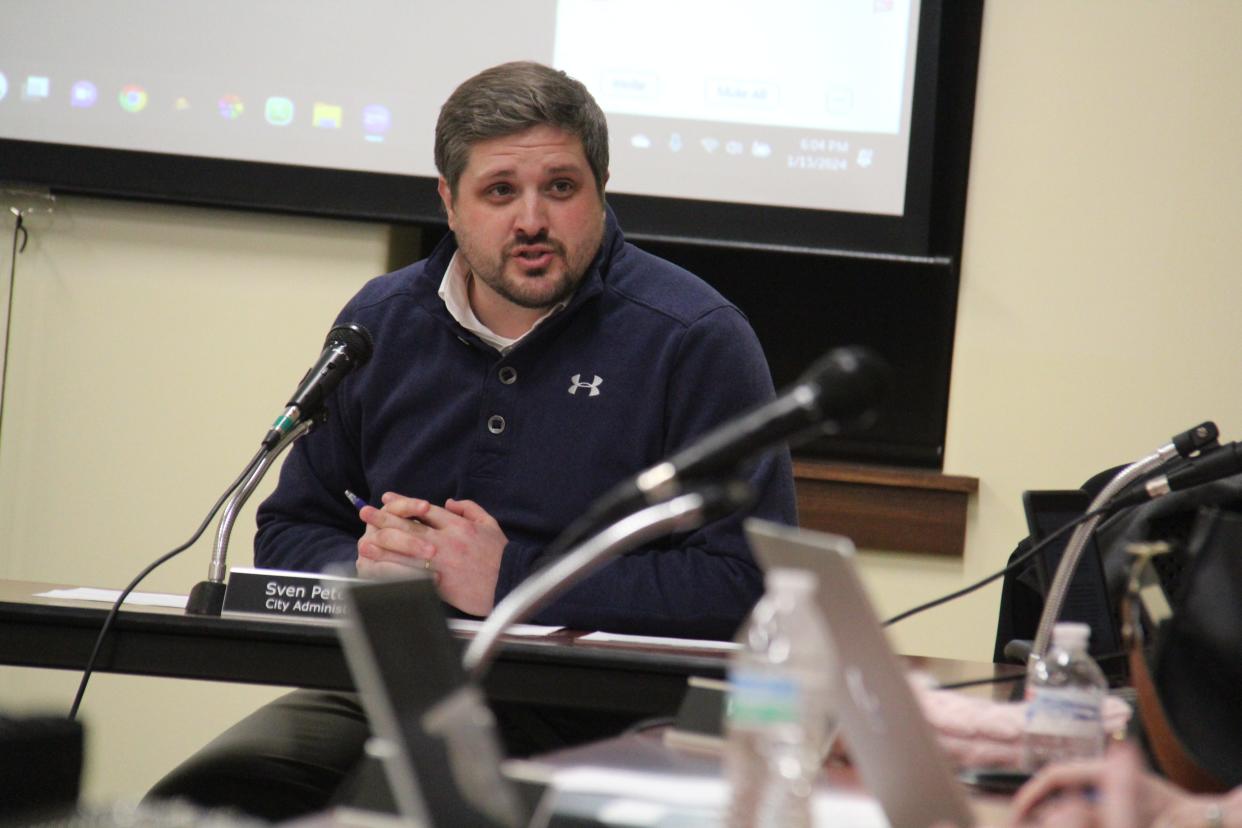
[1002,638,1033,665]
[185,579,227,616]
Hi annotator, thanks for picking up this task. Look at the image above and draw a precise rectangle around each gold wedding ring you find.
[424,559,432,571]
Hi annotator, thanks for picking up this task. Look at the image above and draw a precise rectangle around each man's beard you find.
[456,223,602,311]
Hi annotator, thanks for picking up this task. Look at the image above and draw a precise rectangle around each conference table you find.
[0,579,1019,716]
[1,578,1024,825]
[0,578,724,716]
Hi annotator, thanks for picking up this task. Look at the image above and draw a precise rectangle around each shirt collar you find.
[436,251,570,354]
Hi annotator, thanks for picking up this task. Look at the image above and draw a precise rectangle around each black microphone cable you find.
[0,209,29,461]
[933,648,1134,692]
[935,673,1026,692]
[882,504,1113,628]
[68,321,373,716]
[882,424,1224,630]
[67,447,267,720]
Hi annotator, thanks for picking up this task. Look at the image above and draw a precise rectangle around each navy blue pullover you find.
[254,210,797,640]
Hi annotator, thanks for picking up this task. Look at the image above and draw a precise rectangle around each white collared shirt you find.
[437,251,569,354]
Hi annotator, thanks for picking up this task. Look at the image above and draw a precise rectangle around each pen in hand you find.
[344,489,368,511]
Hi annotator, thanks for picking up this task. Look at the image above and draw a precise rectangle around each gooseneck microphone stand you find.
[184,418,316,616]
[462,482,753,680]
[1030,422,1218,659]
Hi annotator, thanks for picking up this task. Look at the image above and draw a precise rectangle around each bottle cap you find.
[765,567,818,593]
[1051,621,1091,649]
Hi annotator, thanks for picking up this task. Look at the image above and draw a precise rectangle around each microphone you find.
[262,323,374,448]
[188,322,375,615]
[1111,440,1242,509]
[527,346,888,568]
[626,346,889,502]
[580,347,887,527]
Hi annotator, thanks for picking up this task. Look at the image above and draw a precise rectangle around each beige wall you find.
[0,201,393,803]
[1,0,1240,805]
[869,0,1242,659]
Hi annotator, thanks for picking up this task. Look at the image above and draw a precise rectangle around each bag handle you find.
[1122,542,1227,793]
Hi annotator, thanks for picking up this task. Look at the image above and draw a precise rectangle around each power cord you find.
[0,208,29,449]
[882,505,1113,627]
[67,447,267,720]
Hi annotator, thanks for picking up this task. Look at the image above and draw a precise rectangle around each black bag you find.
[1109,474,1242,792]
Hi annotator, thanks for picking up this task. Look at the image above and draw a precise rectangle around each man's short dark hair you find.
[434,61,609,197]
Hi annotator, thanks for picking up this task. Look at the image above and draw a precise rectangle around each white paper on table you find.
[448,618,562,637]
[35,587,189,609]
[549,765,727,808]
[577,631,741,652]
[544,766,888,826]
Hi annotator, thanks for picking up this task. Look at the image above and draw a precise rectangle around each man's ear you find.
[437,177,456,229]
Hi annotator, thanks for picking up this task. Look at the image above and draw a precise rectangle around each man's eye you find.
[549,180,576,196]
[488,184,514,198]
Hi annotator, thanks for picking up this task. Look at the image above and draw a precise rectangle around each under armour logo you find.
[568,374,603,396]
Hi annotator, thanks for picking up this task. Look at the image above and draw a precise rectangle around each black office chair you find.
[992,465,1126,671]
[993,459,1215,678]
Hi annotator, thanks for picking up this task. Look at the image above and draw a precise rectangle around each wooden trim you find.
[793,460,978,557]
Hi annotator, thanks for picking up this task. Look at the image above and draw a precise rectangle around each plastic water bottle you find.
[724,568,837,828]
[1022,622,1108,771]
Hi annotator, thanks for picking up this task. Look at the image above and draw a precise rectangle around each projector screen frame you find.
[0,0,984,469]
[0,0,978,259]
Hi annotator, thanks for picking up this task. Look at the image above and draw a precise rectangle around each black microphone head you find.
[286,323,373,414]
[801,346,890,433]
[325,323,374,367]
[266,323,376,448]
[1171,421,1219,458]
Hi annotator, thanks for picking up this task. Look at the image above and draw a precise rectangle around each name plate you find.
[222,567,357,622]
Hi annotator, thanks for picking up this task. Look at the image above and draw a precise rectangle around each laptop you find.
[744,518,977,828]
[336,575,531,828]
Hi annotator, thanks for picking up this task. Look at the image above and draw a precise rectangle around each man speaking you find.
[150,60,796,819]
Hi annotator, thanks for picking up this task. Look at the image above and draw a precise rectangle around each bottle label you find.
[727,671,800,727]
[1024,687,1102,737]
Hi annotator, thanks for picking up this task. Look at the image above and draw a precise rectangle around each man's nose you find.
[513,193,549,238]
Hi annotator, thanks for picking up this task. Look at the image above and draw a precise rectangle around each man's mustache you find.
[505,232,565,257]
